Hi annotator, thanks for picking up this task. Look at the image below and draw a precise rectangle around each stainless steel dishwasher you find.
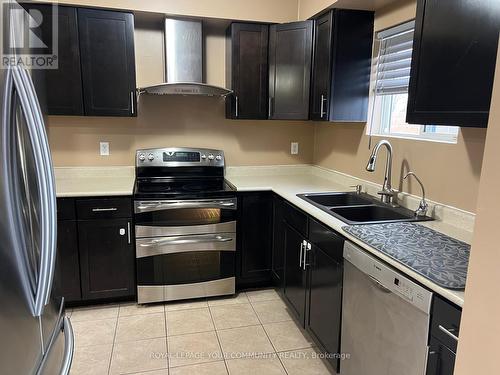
[341,241,433,375]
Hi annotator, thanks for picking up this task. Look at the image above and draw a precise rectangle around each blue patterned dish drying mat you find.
[342,222,470,289]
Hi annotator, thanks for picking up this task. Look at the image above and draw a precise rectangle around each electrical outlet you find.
[291,142,299,155]
[100,142,110,156]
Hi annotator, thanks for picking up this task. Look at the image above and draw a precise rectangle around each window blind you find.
[374,21,415,95]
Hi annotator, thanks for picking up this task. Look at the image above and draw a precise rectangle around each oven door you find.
[136,233,236,303]
[134,198,237,237]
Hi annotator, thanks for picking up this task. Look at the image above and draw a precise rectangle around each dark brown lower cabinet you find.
[283,223,308,325]
[426,337,455,375]
[237,192,273,288]
[426,296,461,375]
[56,219,82,302]
[78,218,135,300]
[56,197,135,304]
[280,202,344,372]
[306,221,344,372]
[271,195,285,287]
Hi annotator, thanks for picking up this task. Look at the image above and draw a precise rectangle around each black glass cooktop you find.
[134,177,236,199]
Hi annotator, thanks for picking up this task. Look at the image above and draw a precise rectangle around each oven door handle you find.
[139,235,234,247]
[135,199,237,213]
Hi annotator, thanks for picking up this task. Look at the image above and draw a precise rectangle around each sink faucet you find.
[404,172,428,217]
[366,140,396,204]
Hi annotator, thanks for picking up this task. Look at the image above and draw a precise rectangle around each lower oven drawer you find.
[136,248,235,286]
[136,232,236,257]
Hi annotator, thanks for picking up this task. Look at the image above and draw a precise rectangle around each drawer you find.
[308,219,344,262]
[57,198,76,221]
[283,201,308,237]
[76,197,132,220]
[430,295,462,353]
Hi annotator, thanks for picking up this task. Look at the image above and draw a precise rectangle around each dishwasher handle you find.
[369,275,392,293]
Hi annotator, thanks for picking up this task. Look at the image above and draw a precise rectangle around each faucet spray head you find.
[366,155,376,172]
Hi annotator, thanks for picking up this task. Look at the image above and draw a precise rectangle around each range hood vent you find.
[138,18,232,97]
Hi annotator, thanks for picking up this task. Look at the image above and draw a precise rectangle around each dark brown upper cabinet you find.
[269,21,313,120]
[78,8,137,117]
[310,10,374,122]
[407,0,500,127]
[226,23,269,120]
[21,4,84,115]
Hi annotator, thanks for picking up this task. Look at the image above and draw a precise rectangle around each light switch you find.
[291,142,299,155]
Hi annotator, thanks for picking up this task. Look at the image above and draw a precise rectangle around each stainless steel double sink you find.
[297,192,433,225]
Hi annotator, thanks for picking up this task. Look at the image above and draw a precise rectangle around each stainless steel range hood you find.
[138,18,232,97]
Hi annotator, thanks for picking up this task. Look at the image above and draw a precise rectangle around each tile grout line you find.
[107,307,120,375]
[250,292,294,375]
[207,300,230,375]
[250,298,294,375]
[247,294,290,375]
[164,303,169,370]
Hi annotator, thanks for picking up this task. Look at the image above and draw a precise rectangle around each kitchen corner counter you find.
[54,167,135,197]
[226,165,471,307]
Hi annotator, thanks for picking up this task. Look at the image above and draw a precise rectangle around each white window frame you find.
[367,22,459,144]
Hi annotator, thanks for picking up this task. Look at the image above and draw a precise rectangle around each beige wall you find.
[455,40,500,375]
[298,0,336,19]
[34,0,300,23]
[47,95,314,167]
[298,0,405,20]
[312,0,486,212]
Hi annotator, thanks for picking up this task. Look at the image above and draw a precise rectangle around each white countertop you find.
[54,167,135,197]
[225,166,469,307]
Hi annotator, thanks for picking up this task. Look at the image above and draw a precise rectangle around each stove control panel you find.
[136,147,225,168]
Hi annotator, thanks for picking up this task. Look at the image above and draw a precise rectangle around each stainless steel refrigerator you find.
[0,0,74,374]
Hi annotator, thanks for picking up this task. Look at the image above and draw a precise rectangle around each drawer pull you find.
[92,207,118,212]
[139,235,233,248]
[438,325,459,342]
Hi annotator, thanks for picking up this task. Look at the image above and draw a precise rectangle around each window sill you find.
[368,133,458,144]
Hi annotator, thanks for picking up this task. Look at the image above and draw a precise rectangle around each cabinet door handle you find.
[127,222,131,244]
[268,97,273,118]
[130,91,135,115]
[299,241,304,267]
[438,325,459,342]
[320,94,327,118]
[303,242,311,270]
[235,95,239,118]
[92,207,118,212]
[426,346,440,375]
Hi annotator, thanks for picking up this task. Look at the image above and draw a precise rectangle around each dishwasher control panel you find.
[344,241,433,314]
[393,277,415,301]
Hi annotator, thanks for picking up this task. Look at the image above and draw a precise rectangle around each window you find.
[368,21,459,143]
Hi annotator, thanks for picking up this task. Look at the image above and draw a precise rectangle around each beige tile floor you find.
[67,289,335,375]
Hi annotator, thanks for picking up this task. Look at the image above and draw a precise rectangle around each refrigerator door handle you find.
[60,317,75,375]
[20,67,57,308]
[12,65,55,316]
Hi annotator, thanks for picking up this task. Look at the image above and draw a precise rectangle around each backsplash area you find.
[47,95,314,167]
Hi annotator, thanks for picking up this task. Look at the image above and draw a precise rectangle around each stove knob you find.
[208,154,214,160]
[138,153,146,162]
[148,153,155,161]
[215,155,222,161]
[201,154,207,160]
